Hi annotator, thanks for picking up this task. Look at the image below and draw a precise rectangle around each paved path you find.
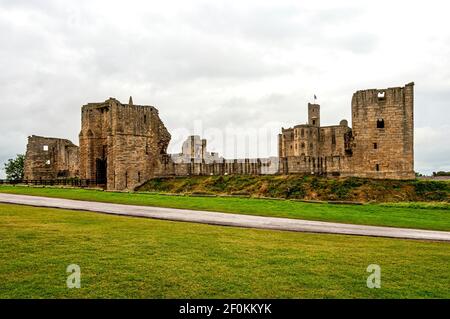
[0,193,449,242]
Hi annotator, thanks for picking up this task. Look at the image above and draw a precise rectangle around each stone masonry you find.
[24,135,79,180]
[23,82,415,190]
[79,97,171,190]
[278,82,415,179]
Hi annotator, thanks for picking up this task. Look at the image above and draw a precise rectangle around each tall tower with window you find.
[308,103,320,127]
[350,83,414,179]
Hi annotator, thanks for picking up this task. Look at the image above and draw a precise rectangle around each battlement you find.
[352,82,414,107]
[81,98,158,114]
[350,82,414,179]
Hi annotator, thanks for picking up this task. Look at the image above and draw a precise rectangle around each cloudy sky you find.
[1,0,449,177]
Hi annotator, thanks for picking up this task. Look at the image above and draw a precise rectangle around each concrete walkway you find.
[0,193,449,242]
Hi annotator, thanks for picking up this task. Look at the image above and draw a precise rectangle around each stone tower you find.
[349,82,414,179]
[308,103,320,127]
[79,98,171,190]
[24,135,79,180]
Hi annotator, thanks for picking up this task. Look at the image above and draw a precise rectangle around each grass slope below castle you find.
[0,204,449,298]
[0,180,449,231]
[139,175,450,203]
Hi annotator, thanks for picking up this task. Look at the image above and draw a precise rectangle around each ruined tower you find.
[349,82,414,179]
[308,103,320,127]
[24,135,79,180]
[79,98,171,190]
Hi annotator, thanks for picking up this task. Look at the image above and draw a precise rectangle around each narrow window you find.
[376,164,380,171]
[373,143,378,149]
[144,114,147,124]
[301,142,305,148]
[43,145,48,151]
[312,120,316,125]
[377,119,385,128]
[138,172,141,183]
[301,129,304,137]
[332,133,336,145]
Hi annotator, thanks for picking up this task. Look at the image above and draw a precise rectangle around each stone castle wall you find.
[23,82,415,189]
[79,98,170,190]
[345,82,414,179]
[157,157,278,177]
[24,135,79,180]
[278,83,414,180]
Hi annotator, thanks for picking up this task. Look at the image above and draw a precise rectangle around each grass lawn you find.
[0,185,449,231]
[0,203,449,298]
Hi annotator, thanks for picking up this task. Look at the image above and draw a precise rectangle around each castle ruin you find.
[23,83,415,190]
[278,82,414,179]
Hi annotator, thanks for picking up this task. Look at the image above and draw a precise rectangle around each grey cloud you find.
[0,1,449,177]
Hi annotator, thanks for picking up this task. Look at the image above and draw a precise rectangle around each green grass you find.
[0,203,449,298]
[0,185,449,231]
[138,175,450,202]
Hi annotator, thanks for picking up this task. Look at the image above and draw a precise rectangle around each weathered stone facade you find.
[161,155,279,177]
[279,83,414,179]
[79,97,171,190]
[165,135,278,176]
[23,82,415,189]
[24,135,79,180]
[171,135,222,164]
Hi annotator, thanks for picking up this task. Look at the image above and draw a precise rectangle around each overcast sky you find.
[1,0,449,177]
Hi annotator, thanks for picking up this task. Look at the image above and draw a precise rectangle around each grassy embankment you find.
[0,203,449,298]
[139,175,450,203]
[0,185,449,231]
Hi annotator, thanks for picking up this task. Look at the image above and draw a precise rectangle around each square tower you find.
[350,83,414,179]
[308,103,320,127]
[79,97,171,190]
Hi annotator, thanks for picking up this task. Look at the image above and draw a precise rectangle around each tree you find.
[4,154,25,181]
[433,171,450,177]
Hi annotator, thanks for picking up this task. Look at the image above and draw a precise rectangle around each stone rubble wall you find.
[156,156,279,177]
[279,83,415,180]
[24,135,79,180]
[23,82,415,190]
